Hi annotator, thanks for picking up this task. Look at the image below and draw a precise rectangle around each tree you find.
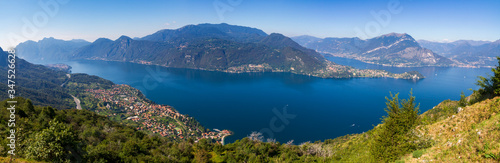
[371,91,420,162]
[23,99,36,116]
[40,106,56,119]
[476,56,500,98]
[25,120,78,162]
[459,91,467,107]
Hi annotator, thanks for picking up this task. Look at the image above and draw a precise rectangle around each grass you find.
[323,130,376,162]
[402,96,500,162]
[420,99,460,125]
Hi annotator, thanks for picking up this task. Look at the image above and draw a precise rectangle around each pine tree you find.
[371,91,420,162]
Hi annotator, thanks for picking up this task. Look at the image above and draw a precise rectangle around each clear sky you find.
[1,0,499,49]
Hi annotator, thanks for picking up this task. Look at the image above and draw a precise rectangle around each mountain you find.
[0,47,75,109]
[74,34,338,74]
[73,24,422,79]
[292,33,454,67]
[287,35,322,47]
[16,37,91,63]
[140,23,268,43]
[418,39,500,67]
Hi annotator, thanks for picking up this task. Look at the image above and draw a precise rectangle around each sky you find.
[0,0,499,49]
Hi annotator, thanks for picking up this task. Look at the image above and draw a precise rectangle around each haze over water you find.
[60,58,492,144]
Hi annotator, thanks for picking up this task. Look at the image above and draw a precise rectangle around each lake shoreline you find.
[59,59,490,144]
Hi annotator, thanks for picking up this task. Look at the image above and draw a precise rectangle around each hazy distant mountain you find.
[291,35,323,47]
[16,37,90,63]
[418,40,500,67]
[292,33,454,67]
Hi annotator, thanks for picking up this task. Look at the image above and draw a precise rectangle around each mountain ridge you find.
[16,23,423,79]
[418,39,500,67]
[292,33,455,67]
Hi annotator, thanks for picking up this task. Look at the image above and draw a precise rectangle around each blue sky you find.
[0,0,499,49]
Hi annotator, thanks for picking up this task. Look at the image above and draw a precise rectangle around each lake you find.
[58,57,492,144]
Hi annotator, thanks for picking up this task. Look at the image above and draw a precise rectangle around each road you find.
[61,74,71,87]
[60,73,81,109]
[71,95,82,110]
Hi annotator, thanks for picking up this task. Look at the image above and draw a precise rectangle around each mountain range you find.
[292,33,456,67]
[293,34,500,68]
[418,39,500,67]
[16,23,421,79]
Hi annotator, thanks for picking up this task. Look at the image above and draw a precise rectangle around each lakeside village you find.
[83,84,231,144]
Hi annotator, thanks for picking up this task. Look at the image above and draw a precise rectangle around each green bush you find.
[413,150,424,158]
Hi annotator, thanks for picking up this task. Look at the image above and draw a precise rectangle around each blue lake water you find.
[57,57,492,144]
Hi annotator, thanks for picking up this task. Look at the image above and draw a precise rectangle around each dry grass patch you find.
[404,97,500,162]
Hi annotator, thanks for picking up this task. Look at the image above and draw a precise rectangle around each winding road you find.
[71,95,82,110]
[61,73,82,110]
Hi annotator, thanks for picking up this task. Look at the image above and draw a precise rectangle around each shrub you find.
[413,150,424,158]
